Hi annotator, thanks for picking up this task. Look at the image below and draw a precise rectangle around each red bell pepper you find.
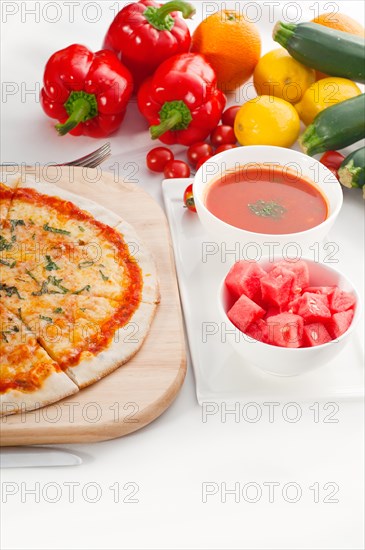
[137,53,227,146]
[40,44,133,137]
[103,0,195,90]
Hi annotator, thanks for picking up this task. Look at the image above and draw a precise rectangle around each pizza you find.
[0,170,159,416]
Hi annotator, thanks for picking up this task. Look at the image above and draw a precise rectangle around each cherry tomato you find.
[215,144,238,155]
[163,160,190,179]
[187,142,214,166]
[183,184,196,213]
[221,106,241,127]
[320,151,345,178]
[196,155,213,170]
[146,147,174,172]
[211,125,236,147]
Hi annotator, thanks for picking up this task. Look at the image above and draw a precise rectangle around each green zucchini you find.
[273,22,365,83]
[338,146,365,189]
[299,94,365,156]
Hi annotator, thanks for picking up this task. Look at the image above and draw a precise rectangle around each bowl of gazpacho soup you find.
[193,146,343,248]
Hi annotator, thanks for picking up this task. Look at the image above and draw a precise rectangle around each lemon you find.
[253,48,315,104]
[234,96,300,148]
[295,77,361,126]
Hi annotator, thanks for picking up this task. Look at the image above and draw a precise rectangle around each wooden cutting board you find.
[0,166,186,446]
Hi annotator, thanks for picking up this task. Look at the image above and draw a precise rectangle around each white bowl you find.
[193,145,343,250]
[218,257,361,376]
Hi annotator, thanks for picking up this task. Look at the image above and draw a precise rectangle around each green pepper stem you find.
[273,21,296,48]
[156,0,195,20]
[150,111,183,139]
[55,91,98,136]
[144,1,195,31]
[55,98,91,136]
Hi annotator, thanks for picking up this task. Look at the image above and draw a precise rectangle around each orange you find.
[191,10,261,93]
[311,13,365,79]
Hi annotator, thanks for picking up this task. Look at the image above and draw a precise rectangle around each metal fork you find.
[61,142,111,168]
[1,143,111,170]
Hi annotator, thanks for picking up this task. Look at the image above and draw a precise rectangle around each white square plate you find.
[163,178,364,404]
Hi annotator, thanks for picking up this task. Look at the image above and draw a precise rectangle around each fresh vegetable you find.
[210,125,236,147]
[40,44,133,137]
[103,0,195,90]
[163,160,190,178]
[300,93,365,156]
[146,147,174,172]
[320,151,345,178]
[221,106,241,127]
[234,96,300,148]
[253,48,315,103]
[138,53,226,145]
[295,77,361,126]
[191,10,261,91]
[225,259,356,348]
[338,147,365,189]
[215,144,238,154]
[183,184,196,212]
[273,22,365,84]
[195,155,213,170]
[187,142,213,166]
[310,12,365,80]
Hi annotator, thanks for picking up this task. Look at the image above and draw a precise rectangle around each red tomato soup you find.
[205,164,328,234]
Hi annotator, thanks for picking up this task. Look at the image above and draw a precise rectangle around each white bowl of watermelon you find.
[194,145,343,249]
[218,258,361,376]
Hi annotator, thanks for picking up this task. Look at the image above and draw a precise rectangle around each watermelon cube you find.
[225,260,266,301]
[267,313,304,348]
[304,286,336,296]
[329,287,356,313]
[303,323,332,347]
[245,319,269,343]
[271,260,309,293]
[227,294,265,333]
[327,310,354,339]
[260,266,295,309]
[297,292,331,323]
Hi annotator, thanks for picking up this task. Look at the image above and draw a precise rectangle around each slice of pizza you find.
[8,185,115,245]
[0,303,78,416]
[4,294,156,389]
[5,190,146,302]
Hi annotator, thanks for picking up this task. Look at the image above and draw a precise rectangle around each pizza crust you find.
[0,371,79,416]
[16,174,123,228]
[0,170,22,189]
[65,302,157,388]
[115,220,160,304]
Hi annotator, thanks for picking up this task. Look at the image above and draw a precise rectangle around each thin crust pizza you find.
[0,174,159,415]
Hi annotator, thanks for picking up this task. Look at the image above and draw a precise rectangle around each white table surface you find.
[1,2,364,549]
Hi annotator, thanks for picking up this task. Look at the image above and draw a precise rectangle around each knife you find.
[0,447,82,468]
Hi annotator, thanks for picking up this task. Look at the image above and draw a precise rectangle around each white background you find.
[0,1,364,549]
